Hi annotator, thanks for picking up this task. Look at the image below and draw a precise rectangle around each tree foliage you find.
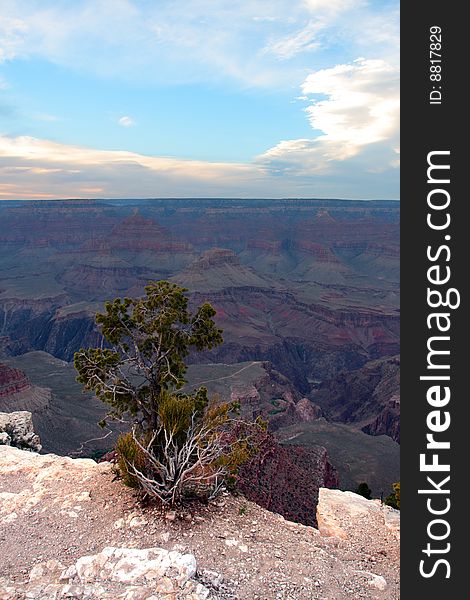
[74,281,260,506]
[74,281,223,430]
[384,481,400,510]
[355,482,372,500]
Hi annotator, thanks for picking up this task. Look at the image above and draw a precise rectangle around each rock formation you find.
[313,356,400,442]
[0,363,30,398]
[237,429,339,527]
[362,394,400,442]
[0,363,51,414]
[0,199,400,380]
[317,488,400,541]
[0,445,400,599]
[0,411,42,452]
[0,547,212,599]
[0,198,400,520]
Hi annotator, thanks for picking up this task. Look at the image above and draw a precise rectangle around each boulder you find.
[0,411,42,452]
[0,546,213,599]
[316,487,400,541]
[0,431,11,445]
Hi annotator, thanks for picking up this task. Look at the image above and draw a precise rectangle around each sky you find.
[0,0,399,200]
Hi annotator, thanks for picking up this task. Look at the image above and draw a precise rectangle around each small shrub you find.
[114,396,263,507]
[115,432,146,489]
[158,393,195,438]
[355,482,372,499]
[239,502,248,516]
[384,482,400,510]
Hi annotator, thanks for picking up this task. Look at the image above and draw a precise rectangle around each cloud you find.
[0,2,399,198]
[263,21,323,59]
[118,115,135,127]
[261,0,398,65]
[0,134,262,199]
[0,0,398,88]
[0,132,398,200]
[258,58,399,174]
[0,15,28,63]
[263,0,363,60]
[302,58,399,151]
[33,112,60,122]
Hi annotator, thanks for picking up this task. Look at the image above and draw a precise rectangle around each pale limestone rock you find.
[0,445,111,525]
[6,546,211,599]
[368,574,388,590]
[60,564,78,581]
[129,515,148,528]
[154,576,175,594]
[0,411,41,452]
[75,547,197,586]
[355,569,388,591]
[0,432,11,445]
[200,569,224,589]
[316,488,400,541]
[383,505,400,538]
[75,554,100,581]
[29,559,65,584]
[1,512,17,523]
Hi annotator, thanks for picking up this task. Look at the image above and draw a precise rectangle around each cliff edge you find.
[0,445,399,599]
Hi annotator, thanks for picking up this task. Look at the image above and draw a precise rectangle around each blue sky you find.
[0,0,399,199]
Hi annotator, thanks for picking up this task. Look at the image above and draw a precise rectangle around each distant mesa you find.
[176,248,272,292]
[189,248,240,270]
[111,211,167,239]
[105,212,192,253]
[315,209,336,223]
[294,240,344,264]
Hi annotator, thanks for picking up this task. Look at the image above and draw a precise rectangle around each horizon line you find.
[0,197,400,203]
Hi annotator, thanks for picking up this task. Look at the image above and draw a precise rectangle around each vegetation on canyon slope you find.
[74,280,262,506]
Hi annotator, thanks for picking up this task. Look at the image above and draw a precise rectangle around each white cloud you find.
[0,0,398,88]
[34,112,60,122]
[0,134,261,199]
[0,15,28,63]
[0,133,398,200]
[118,115,135,127]
[261,0,397,63]
[263,21,323,59]
[302,58,399,150]
[258,58,399,174]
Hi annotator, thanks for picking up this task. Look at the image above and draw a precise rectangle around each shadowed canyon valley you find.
[0,198,399,498]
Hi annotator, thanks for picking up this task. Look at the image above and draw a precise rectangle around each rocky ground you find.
[0,446,399,599]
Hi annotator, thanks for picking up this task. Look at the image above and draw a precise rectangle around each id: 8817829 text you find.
[429,25,442,105]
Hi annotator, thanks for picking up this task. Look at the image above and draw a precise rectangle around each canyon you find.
[0,198,399,495]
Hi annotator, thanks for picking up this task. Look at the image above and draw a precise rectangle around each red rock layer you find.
[0,363,31,398]
[237,429,339,528]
